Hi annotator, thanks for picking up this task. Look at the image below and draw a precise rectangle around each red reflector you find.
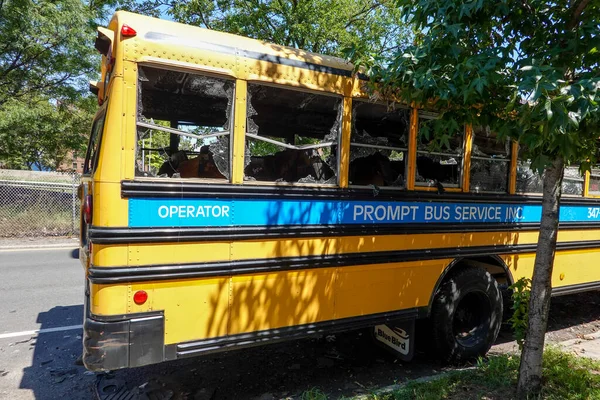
[133,290,148,305]
[83,195,92,225]
[121,24,137,37]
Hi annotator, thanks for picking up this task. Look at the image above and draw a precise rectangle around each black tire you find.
[430,266,503,364]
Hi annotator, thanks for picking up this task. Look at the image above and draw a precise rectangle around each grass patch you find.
[294,348,600,399]
[0,204,75,236]
[376,348,600,400]
[302,387,329,400]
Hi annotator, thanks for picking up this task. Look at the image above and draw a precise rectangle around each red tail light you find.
[133,290,148,305]
[121,24,137,37]
[83,195,93,225]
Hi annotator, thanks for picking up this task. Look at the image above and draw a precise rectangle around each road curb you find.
[556,330,600,352]
[351,366,476,399]
[0,242,78,250]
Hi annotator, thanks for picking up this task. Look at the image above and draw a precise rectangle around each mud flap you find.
[372,320,415,362]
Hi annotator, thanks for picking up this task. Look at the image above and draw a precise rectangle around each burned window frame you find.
[415,111,465,189]
[348,99,410,189]
[469,126,511,194]
[243,82,342,186]
[135,64,235,182]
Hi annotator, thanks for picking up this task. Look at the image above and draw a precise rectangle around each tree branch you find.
[194,8,213,29]
[567,0,590,29]
[520,0,533,14]
[345,0,384,29]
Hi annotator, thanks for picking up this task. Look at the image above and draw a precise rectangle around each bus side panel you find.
[90,278,231,346]
[133,278,231,345]
[126,242,233,265]
[228,269,337,335]
[333,260,449,319]
[552,249,600,288]
[505,247,600,292]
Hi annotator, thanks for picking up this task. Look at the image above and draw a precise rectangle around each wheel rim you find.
[452,291,491,348]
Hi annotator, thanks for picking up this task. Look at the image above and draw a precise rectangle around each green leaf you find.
[567,111,580,128]
[544,98,553,120]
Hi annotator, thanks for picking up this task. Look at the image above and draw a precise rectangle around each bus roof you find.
[110,11,355,78]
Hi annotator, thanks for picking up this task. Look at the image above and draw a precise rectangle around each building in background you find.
[58,151,85,173]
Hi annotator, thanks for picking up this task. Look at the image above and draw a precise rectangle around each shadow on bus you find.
[19,304,95,399]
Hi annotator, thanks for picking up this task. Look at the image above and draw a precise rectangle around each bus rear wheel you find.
[430,266,503,364]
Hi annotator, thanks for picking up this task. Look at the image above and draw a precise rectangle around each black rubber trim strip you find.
[90,310,164,323]
[87,240,600,284]
[120,180,600,205]
[144,32,354,78]
[172,307,426,359]
[552,281,600,296]
[88,222,600,245]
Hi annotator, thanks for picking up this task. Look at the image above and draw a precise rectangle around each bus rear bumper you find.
[83,313,165,371]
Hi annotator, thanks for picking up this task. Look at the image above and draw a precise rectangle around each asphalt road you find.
[0,246,92,400]
[0,247,82,333]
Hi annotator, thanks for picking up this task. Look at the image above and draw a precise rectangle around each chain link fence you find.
[0,169,81,237]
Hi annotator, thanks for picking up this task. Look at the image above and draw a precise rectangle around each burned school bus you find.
[81,11,600,371]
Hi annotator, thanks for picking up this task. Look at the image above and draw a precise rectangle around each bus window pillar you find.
[232,79,248,184]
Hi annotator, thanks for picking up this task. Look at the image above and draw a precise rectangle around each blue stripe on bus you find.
[128,198,600,228]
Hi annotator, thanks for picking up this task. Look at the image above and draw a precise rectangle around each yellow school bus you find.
[80,11,600,371]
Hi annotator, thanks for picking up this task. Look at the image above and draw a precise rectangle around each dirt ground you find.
[92,290,600,400]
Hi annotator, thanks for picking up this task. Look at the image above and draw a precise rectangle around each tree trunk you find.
[516,156,564,398]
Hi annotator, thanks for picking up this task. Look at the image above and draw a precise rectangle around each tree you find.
[356,1,600,397]
[121,0,411,57]
[0,0,100,106]
[0,0,117,170]
[0,95,95,170]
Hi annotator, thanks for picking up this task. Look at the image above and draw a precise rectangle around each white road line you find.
[0,324,83,340]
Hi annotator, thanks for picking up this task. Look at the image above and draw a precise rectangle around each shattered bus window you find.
[562,165,583,196]
[416,114,464,189]
[470,126,510,193]
[349,101,409,188]
[517,160,583,196]
[135,66,234,181]
[516,159,543,194]
[244,84,341,184]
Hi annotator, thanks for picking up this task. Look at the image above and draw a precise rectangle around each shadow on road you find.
[19,304,95,399]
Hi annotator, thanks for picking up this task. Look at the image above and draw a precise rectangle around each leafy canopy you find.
[0,0,100,105]
[0,96,96,170]
[360,0,600,172]
[0,0,119,170]
[121,0,411,57]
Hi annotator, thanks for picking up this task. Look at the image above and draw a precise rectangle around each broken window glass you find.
[349,101,409,188]
[516,159,543,194]
[562,165,583,196]
[135,66,234,181]
[469,126,510,193]
[517,148,583,196]
[416,113,464,189]
[244,84,341,184]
